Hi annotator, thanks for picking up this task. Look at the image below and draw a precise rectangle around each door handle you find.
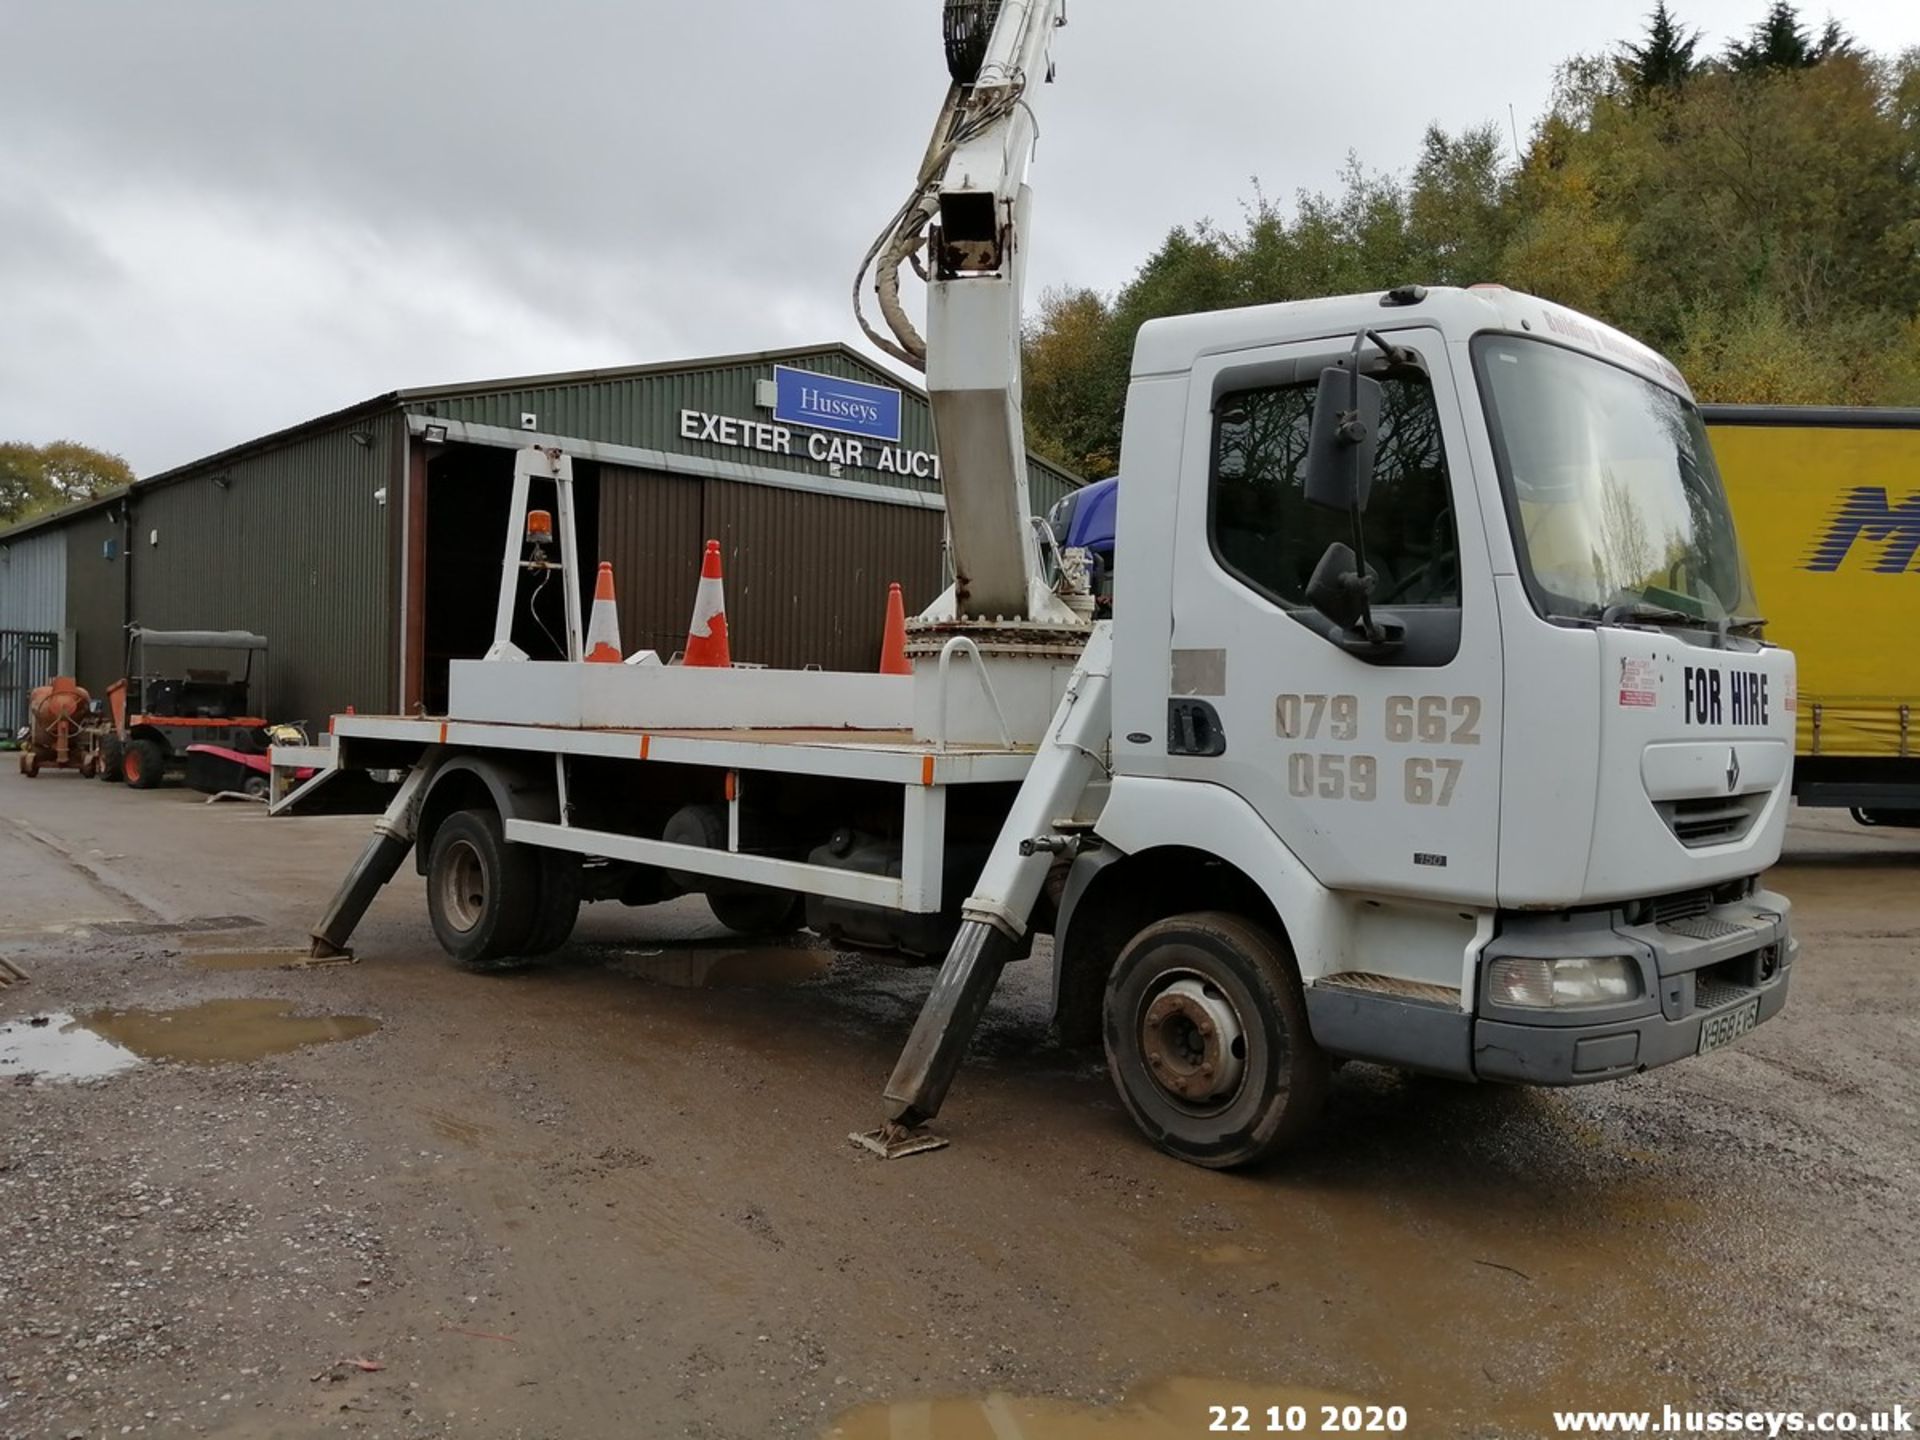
[1167,699,1227,757]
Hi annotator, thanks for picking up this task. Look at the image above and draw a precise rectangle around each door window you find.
[1210,373,1460,612]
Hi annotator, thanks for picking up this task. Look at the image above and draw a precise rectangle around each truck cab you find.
[1055,285,1795,1163]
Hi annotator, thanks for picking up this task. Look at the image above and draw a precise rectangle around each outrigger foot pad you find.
[848,1124,950,1160]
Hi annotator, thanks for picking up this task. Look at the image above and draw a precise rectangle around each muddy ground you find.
[1,769,1916,1439]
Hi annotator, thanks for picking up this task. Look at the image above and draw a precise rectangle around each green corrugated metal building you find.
[0,344,1081,726]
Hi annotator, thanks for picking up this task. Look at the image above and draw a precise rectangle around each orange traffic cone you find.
[585,561,622,663]
[683,540,731,668]
[879,582,911,675]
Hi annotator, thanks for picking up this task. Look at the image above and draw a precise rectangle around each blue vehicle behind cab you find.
[1046,475,1118,616]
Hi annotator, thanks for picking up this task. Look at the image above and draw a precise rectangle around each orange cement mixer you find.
[17,676,99,778]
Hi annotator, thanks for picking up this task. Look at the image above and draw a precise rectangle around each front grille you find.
[1657,794,1764,848]
[1649,888,1714,925]
[1693,974,1755,1013]
[1662,915,1748,941]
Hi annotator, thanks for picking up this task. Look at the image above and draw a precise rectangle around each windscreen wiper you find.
[1597,600,1702,628]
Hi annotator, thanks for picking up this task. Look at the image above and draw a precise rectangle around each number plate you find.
[1696,996,1760,1055]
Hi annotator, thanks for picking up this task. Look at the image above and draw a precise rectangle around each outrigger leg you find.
[853,627,1114,1158]
[857,920,1022,1157]
[309,753,441,959]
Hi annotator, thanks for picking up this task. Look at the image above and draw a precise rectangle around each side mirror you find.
[1303,366,1383,514]
[1305,542,1372,631]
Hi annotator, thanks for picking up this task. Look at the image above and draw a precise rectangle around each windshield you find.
[1474,334,1756,626]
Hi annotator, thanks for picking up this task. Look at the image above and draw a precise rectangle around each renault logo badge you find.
[1726,747,1741,793]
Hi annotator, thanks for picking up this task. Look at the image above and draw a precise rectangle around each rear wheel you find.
[1103,911,1327,1170]
[426,808,540,970]
[661,801,802,936]
[19,750,39,778]
[123,737,167,789]
[707,887,805,936]
[523,851,583,956]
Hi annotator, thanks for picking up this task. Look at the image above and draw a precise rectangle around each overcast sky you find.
[3,0,1916,475]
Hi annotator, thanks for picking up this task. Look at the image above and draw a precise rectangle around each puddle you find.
[826,1377,1358,1439]
[83,999,380,1064]
[2,1000,379,1079]
[613,947,831,990]
[188,950,332,972]
[92,915,261,938]
[0,1014,142,1081]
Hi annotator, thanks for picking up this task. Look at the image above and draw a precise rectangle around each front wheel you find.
[426,808,541,970]
[1103,911,1328,1170]
[123,737,167,789]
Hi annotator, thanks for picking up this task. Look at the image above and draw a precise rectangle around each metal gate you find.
[0,630,59,735]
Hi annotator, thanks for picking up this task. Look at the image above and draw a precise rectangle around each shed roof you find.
[0,342,1081,543]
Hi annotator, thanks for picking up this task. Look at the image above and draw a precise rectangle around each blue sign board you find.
[773,365,902,444]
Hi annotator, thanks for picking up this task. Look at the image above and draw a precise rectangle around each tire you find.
[662,801,802,936]
[123,737,167,789]
[707,887,805,936]
[99,736,124,782]
[19,750,39,778]
[241,774,270,800]
[1102,910,1328,1170]
[522,851,583,957]
[425,808,541,970]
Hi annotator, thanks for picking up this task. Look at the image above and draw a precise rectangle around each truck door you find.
[1164,329,1503,904]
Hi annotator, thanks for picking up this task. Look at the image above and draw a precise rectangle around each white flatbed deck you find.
[327,714,1039,785]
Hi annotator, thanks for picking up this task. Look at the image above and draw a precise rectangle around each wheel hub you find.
[1140,976,1246,1104]
[439,840,486,933]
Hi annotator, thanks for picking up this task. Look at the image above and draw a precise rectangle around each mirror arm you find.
[1337,330,1397,644]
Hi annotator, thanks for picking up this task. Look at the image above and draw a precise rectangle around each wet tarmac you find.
[1,776,1915,1439]
[826,1377,1363,1439]
[608,943,834,989]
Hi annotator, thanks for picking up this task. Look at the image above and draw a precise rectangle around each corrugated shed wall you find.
[130,414,400,724]
[64,507,129,696]
[598,465,944,671]
[419,347,1082,514]
[1027,461,1077,517]
[0,528,67,635]
[597,464,704,661]
[704,482,944,671]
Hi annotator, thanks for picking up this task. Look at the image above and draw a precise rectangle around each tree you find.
[1728,2,1814,71]
[1619,2,1701,95]
[1018,7,1920,466]
[0,440,134,524]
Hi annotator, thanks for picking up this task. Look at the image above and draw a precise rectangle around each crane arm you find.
[858,0,1079,626]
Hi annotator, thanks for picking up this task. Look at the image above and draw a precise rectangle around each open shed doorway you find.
[420,444,599,714]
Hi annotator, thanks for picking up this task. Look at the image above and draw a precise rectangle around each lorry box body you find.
[1705,406,1919,816]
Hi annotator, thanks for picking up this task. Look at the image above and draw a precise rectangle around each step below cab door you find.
[1160,328,1504,904]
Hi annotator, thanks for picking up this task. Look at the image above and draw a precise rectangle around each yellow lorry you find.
[1706,406,1920,825]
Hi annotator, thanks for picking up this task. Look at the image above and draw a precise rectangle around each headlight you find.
[1487,956,1641,1009]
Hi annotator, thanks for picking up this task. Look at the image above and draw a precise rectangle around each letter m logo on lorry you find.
[1803,487,1920,574]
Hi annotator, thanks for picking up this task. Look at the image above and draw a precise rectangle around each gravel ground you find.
[1,770,1915,1439]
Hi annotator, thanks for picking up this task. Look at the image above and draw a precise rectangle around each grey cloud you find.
[3,0,1916,473]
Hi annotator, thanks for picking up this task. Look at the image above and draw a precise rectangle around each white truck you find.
[291,0,1797,1168]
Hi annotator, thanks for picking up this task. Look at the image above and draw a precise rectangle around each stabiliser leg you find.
[853,625,1115,1159]
[308,752,440,959]
[853,920,1021,1156]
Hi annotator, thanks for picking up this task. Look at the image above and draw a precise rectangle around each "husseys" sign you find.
[773,365,902,443]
